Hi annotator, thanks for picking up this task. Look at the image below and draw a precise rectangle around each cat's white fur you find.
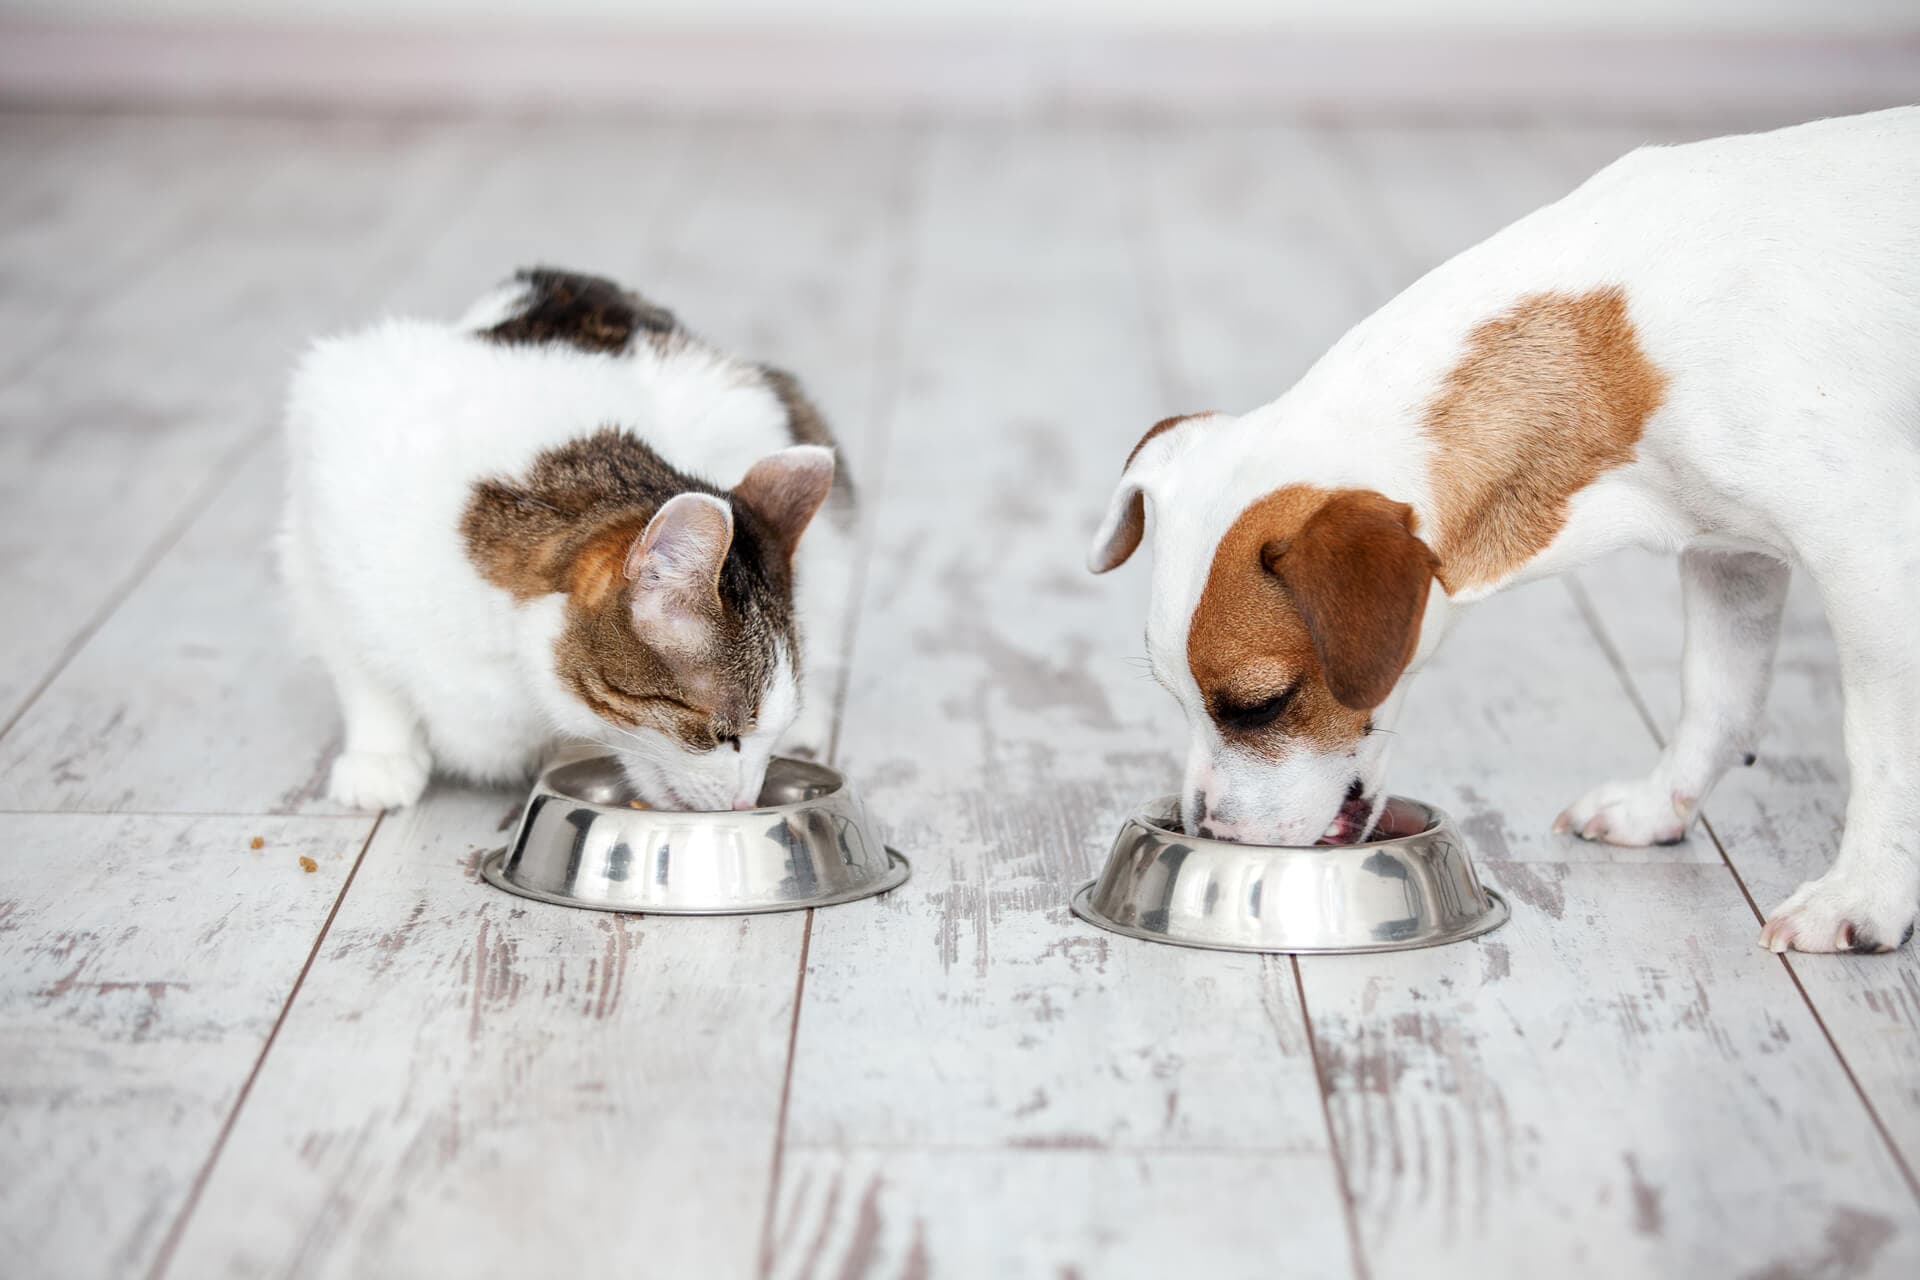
[281,300,851,812]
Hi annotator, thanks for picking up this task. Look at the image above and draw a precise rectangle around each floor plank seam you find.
[1288,956,1372,1280]
[1566,578,1920,1207]
[1131,121,1373,1278]
[1564,575,1669,748]
[1703,814,1920,1210]
[756,908,815,1278]
[0,428,268,748]
[143,809,384,1280]
[0,140,299,393]
[823,123,927,767]
[1,123,515,759]
[757,123,928,1273]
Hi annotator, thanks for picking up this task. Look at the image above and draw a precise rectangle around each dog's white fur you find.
[281,300,850,813]
[1093,108,1920,953]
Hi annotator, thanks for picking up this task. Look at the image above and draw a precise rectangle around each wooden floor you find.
[1,110,1917,1280]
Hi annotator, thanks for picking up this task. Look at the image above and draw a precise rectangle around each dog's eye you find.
[1216,684,1298,731]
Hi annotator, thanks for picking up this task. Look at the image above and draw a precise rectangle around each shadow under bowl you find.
[1071,795,1507,955]
[482,755,907,915]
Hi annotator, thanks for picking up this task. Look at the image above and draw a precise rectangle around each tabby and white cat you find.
[281,269,852,812]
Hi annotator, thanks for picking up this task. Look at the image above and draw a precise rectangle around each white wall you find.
[7,0,1920,34]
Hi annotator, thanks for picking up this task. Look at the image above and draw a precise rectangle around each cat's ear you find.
[625,493,734,650]
[733,445,835,559]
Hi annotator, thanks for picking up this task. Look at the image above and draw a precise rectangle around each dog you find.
[1087,108,1920,955]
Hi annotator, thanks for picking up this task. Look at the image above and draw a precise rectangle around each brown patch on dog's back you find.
[481,268,677,355]
[1422,286,1666,591]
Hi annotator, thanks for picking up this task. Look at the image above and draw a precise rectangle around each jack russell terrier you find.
[1088,107,1919,955]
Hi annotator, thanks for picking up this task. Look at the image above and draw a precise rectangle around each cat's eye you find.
[1215,683,1298,732]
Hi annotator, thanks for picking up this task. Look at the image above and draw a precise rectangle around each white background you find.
[7,0,1920,34]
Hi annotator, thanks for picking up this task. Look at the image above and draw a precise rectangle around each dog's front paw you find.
[1553,776,1695,847]
[1760,873,1918,954]
[328,749,430,811]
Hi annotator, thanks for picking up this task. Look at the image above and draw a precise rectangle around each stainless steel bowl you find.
[482,754,907,915]
[1072,795,1507,955]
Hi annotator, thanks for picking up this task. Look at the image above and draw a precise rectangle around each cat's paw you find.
[329,749,430,811]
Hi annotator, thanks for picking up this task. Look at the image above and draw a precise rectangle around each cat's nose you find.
[731,797,758,811]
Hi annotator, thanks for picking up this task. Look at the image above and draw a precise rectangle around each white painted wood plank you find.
[0,442,348,815]
[1121,124,1400,412]
[1302,860,1920,1277]
[780,123,1353,1274]
[1316,125,1543,279]
[0,116,497,732]
[626,121,919,475]
[769,1148,1350,1280]
[371,116,694,322]
[0,812,370,1278]
[162,786,806,1280]
[0,115,314,386]
[1577,548,1920,1181]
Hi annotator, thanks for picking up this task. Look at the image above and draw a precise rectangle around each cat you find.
[280,268,853,812]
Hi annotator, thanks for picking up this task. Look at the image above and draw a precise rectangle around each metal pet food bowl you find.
[1072,796,1507,955]
[483,754,907,915]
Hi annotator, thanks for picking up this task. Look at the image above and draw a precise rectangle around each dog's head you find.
[1089,413,1444,844]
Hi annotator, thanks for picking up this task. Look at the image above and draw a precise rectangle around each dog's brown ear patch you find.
[1423,285,1666,591]
[1263,491,1438,711]
[1089,413,1215,574]
[1188,486,1432,748]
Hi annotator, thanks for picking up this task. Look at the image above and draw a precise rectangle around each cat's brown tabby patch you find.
[481,267,678,355]
[461,428,797,749]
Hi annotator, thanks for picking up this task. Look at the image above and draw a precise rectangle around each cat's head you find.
[540,446,836,810]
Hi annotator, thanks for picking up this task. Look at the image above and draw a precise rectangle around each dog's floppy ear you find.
[1263,490,1438,711]
[1088,478,1149,574]
[1088,414,1212,574]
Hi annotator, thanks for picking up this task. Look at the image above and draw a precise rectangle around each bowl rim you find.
[536,753,849,819]
[1070,882,1510,955]
[1129,793,1442,851]
[483,846,910,916]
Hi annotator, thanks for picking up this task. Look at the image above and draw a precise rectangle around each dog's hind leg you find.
[1557,547,1788,846]
[1760,550,1920,953]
